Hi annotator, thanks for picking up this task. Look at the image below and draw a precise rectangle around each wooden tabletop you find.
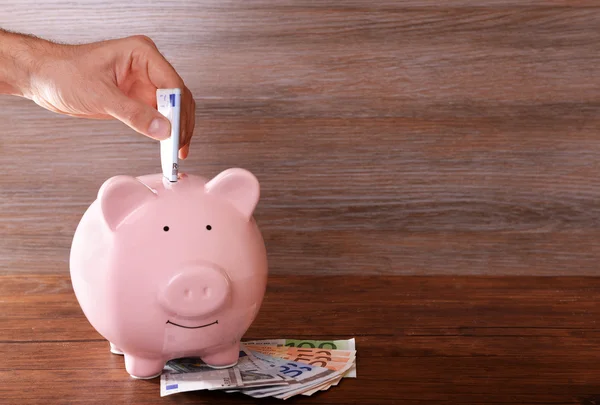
[2,274,600,404]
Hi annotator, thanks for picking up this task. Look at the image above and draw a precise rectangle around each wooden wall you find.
[1,1,599,275]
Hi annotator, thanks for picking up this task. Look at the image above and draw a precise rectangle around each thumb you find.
[103,89,171,141]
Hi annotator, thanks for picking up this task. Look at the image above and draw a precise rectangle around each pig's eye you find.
[163,226,170,232]
[206,225,212,231]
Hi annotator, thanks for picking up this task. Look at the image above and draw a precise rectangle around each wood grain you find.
[1,2,600,275]
[4,274,600,404]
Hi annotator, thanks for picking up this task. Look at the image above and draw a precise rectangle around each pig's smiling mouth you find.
[166,320,219,329]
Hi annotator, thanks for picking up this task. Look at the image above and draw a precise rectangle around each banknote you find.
[235,348,290,389]
[158,338,357,398]
[244,338,357,378]
[239,352,333,397]
[302,375,343,396]
[239,352,352,399]
[252,346,355,392]
[244,347,355,395]
[244,338,356,350]
[160,367,242,396]
[244,345,355,367]
[274,360,354,399]
[222,347,294,395]
[160,348,288,397]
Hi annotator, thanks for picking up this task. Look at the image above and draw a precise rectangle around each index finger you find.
[140,39,196,151]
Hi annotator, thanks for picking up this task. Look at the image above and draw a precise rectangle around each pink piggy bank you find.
[69,168,268,379]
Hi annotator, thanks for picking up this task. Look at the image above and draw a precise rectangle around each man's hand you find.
[0,31,195,159]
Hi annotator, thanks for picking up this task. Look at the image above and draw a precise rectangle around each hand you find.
[2,33,195,159]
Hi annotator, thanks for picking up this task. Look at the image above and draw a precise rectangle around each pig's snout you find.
[159,267,230,318]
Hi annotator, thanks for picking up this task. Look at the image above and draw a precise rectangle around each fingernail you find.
[179,144,189,160]
[148,117,170,140]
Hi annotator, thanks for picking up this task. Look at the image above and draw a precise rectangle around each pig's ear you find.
[98,176,156,231]
[205,168,260,220]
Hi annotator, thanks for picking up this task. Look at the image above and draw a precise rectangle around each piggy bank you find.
[69,168,268,379]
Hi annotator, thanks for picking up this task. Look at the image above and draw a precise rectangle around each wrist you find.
[0,30,53,97]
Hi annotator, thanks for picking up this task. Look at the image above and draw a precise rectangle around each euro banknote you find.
[244,345,356,370]
[160,347,288,397]
[157,338,356,399]
[244,338,357,378]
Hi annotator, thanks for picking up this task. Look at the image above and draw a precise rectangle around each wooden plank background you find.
[1,1,600,275]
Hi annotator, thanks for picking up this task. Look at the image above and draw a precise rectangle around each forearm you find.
[0,29,50,97]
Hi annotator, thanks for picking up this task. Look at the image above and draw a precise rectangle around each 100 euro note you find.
[244,338,357,378]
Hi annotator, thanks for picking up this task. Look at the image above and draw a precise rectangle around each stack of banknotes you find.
[160,338,356,399]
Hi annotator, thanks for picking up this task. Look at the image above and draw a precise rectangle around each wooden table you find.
[3,274,600,404]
